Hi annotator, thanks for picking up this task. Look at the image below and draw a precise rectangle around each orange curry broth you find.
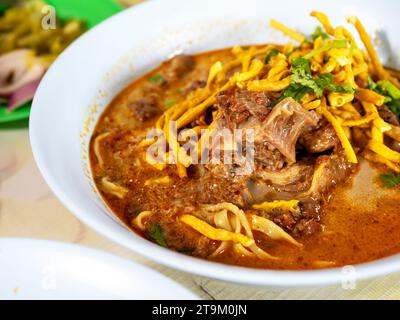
[90,48,400,270]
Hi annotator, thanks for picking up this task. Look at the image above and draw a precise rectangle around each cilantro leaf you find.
[281,58,354,101]
[291,57,311,76]
[163,98,176,108]
[149,74,166,85]
[280,58,314,100]
[293,75,323,97]
[367,77,387,96]
[264,49,280,64]
[380,172,400,189]
[149,224,167,247]
[367,77,378,90]
[316,73,354,94]
[311,26,329,41]
[281,83,313,101]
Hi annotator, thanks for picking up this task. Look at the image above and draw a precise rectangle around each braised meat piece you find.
[308,152,357,197]
[300,123,339,153]
[215,88,286,170]
[379,104,399,126]
[260,98,319,163]
[216,92,319,166]
[252,141,286,170]
[164,54,195,82]
[293,219,322,236]
[128,96,161,122]
[255,162,313,186]
[145,215,218,258]
[216,88,272,128]
[184,79,207,96]
[184,163,250,207]
[248,151,356,236]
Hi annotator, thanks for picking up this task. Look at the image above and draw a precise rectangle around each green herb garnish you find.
[367,77,390,99]
[264,49,280,64]
[0,4,8,14]
[380,172,400,188]
[163,98,176,108]
[281,57,354,101]
[377,80,400,100]
[149,224,167,247]
[315,73,354,94]
[290,57,321,95]
[386,99,400,118]
[310,26,329,41]
[149,74,166,85]
[304,39,347,59]
[368,78,400,117]
[281,83,313,101]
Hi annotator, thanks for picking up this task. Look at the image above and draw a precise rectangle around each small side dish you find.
[0,0,85,114]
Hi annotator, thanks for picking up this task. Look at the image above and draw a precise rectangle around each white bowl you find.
[30,0,400,287]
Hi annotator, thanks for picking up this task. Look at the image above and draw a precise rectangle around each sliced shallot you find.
[7,77,43,111]
[0,49,46,96]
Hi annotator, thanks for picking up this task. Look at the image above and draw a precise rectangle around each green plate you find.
[46,0,123,28]
[0,0,123,124]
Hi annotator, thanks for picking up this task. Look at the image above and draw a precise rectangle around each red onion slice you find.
[7,77,43,111]
[0,49,46,96]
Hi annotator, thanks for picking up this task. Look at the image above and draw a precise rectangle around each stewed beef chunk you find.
[260,98,319,164]
[184,79,207,96]
[300,123,339,153]
[216,87,272,128]
[128,96,161,122]
[164,54,195,82]
[379,104,399,126]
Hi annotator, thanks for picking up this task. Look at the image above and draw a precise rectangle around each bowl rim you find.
[29,0,400,288]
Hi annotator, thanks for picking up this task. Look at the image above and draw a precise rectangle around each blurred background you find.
[0,0,142,128]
